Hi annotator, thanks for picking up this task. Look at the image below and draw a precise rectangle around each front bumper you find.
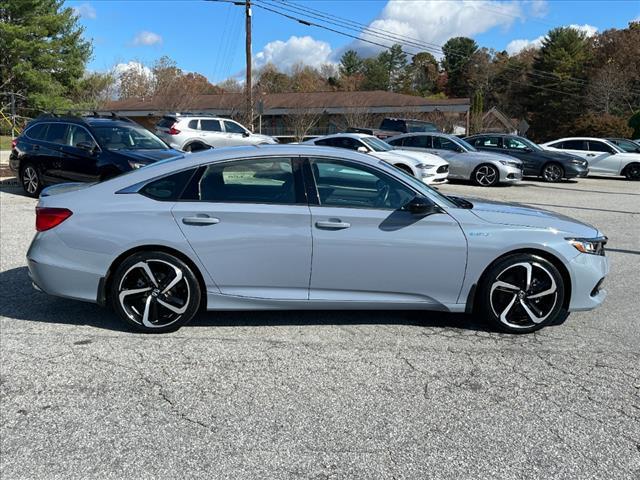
[564,163,589,178]
[567,252,610,311]
[421,171,449,185]
[500,166,523,184]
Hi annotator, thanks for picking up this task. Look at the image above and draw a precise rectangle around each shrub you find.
[572,113,633,138]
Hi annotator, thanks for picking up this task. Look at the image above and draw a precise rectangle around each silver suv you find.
[155,115,277,152]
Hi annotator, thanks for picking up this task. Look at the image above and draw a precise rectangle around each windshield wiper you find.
[447,195,473,209]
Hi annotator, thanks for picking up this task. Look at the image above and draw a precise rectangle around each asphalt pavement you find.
[1,175,639,479]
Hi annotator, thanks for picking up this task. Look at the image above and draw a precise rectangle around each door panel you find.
[309,206,467,304]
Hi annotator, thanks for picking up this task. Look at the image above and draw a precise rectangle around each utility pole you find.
[245,0,253,131]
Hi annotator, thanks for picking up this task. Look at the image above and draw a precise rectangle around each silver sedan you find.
[28,145,608,333]
[387,132,523,186]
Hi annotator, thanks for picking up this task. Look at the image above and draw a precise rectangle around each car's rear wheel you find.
[541,162,564,182]
[20,163,42,197]
[478,253,566,333]
[183,142,210,153]
[110,251,201,333]
[472,164,499,187]
[623,162,640,180]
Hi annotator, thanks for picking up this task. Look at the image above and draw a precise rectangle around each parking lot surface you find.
[1,176,639,479]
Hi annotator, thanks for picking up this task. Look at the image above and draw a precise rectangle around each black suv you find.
[10,115,182,197]
[464,133,589,182]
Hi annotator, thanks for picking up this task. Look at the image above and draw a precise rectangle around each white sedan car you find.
[540,137,640,180]
[302,133,449,185]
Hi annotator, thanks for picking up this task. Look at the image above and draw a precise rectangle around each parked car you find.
[155,114,277,152]
[464,134,589,182]
[387,132,523,186]
[606,138,640,154]
[9,115,182,197]
[380,117,439,134]
[302,133,449,185]
[28,145,609,334]
[540,137,640,180]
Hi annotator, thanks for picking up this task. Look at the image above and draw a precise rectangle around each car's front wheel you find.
[472,164,500,187]
[20,163,43,197]
[623,162,640,180]
[541,162,564,182]
[478,253,566,333]
[110,251,201,333]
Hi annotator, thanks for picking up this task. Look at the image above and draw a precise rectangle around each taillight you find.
[11,138,17,149]
[36,207,73,232]
[168,124,181,135]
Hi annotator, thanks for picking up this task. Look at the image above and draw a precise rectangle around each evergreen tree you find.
[0,0,92,114]
[441,37,478,97]
[339,50,363,77]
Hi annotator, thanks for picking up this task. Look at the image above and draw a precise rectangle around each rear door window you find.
[43,123,69,145]
[193,158,300,205]
[478,136,502,148]
[201,119,222,132]
[403,135,431,148]
[560,140,587,150]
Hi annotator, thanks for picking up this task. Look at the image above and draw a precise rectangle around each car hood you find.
[114,149,184,163]
[371,150,446,166]
[463,151,523,164]
[251,134,277,144]
[466,198,599,237]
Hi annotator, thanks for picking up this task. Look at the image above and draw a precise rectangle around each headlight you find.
[499,160,521,167]
[128,161,146,169]
[417,163,435,169]
[565,236,607,255]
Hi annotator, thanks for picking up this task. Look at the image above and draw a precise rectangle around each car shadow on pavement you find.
[0,266,500,334]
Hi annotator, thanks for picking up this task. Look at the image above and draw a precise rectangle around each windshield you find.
[610,138,640,153]
[361,136,393,152]
[375,160,457,208]
[452,136,477,152]
[93,125,168,150]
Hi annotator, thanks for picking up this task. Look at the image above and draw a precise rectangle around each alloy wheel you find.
[475,165,498,186]
[117,259,191,329]
[489,262,558,329]
[626,163,640,180]
[22,166,39,194]
[543,164,563,182]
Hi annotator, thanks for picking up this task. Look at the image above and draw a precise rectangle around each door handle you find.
[33,145,40,151]
[182,216,220,226]
[587,153,596,157]
[315,220,351,230]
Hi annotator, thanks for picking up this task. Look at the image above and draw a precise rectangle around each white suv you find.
[155,115,277,152]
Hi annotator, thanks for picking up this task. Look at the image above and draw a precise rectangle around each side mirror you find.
[403,196,442,215]
[76,141,97,153]
[357,146,369,154]
[242,131,251,137]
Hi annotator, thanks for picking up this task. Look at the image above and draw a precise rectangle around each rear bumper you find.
[567,253,609,312]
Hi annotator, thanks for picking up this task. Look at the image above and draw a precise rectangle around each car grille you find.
[437,165,449,173]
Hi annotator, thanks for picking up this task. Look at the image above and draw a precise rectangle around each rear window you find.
[25,123,48,140]
[157,117,177,128]
[406,121,438,133]
[380,119,403,131]
[140,169,197,201]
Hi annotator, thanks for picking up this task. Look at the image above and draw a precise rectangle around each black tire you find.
[477,253,566,334]
[623,162,640,180]
[20,163,43,197]
[183,142,209,153]
[110,251,201,333]
[394,164,414,176]
[472,164,500,187]
[541,162,564,183]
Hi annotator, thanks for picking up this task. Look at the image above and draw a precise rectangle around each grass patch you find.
[0,135,13,150]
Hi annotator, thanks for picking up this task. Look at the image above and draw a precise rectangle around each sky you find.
[67,0,640,83]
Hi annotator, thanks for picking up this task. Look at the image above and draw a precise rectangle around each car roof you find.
[306,133,375,141]
[465,133,516,138]
[387,132,452,139]
[29,116,136,129]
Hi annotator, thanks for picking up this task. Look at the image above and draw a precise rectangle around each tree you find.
[361,56,390,91]
[527,27,591,140]
[255,63,291,93]
[378,44,407,92]
[586,62,633,115]
[339,50,363,77]
[470,90,484,134]
[118,63,154,100]
[71,72,116,109]
[627,110,640,138]
[408,52,439,96]
[218,78,243,93]
[0,0,92,115]
[572,112,633,138]
[291,64,326,93]
[441,37,478,97]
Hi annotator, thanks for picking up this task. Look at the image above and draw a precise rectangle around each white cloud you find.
[345,0,525,58]
[72,3,96,19]
[506,23,598,55]
[253,35,333,71]
[131,31,163,47]
[527,0,549,18]
[568,24,598,37]
[506,35,545,54]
